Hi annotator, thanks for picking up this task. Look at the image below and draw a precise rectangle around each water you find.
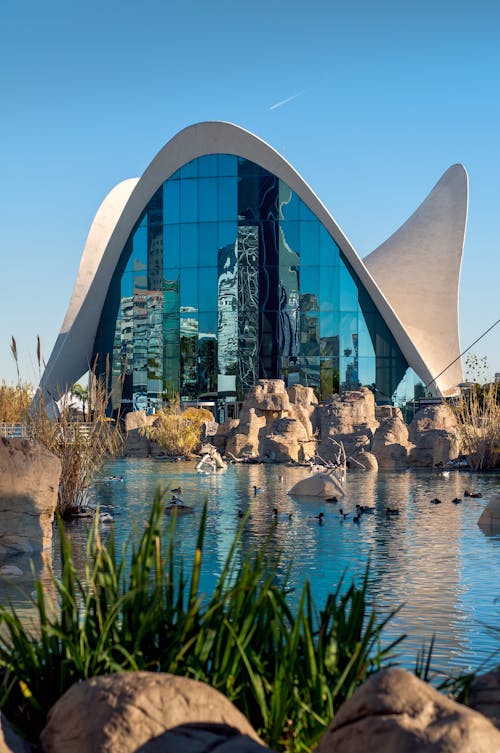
[3,459,500,677]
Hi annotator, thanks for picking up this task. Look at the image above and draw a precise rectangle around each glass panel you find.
[218,154,237,175]
[218,221,237,250]
[357,314,375,358]
[320,226,340,266]
[340,311,358,357]
[180,180,198,222]
[340,354,360,389]
[300,267,319,307]
[180,267,198,309]
[358,357,376,388]
[218,177,237,220]
[132,225,148,269]
[164,224,180,268]
[199,178,218,222]
[299,200,316,222]
[198,154,218,177]
[320,357,339,400]
[319,266,339,311]
[121,272,133,298]
[180,159,198,178]
[300,311,320,356]
[300,221,319,265]
[199,222,218,265]
[300,356,320,388]
[198,267,218,310]
[180,223,198,267]
[320,311,340,356]
[339,265,359,310]
[280,221,300,259]
[164,180,180,224]
[279,182,300,221]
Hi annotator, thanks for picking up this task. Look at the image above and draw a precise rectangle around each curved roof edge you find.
[41,121,465,400]
[364,164,468,396]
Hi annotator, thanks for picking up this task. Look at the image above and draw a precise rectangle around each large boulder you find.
[288,472,344,498]
[0,439,61,555]
[408,404,458,438]
[317,388,378,462]
[477,494,500,535]
[244,380,290,418]
[372,416,414,470]
[260,418,315,463]
[315,668,500,753]
[467,668,500,729]
[123,411,165,458]
[407,405,460,468]
[349,450,378,472]
[40,672,266,753]
[226,409,266,458]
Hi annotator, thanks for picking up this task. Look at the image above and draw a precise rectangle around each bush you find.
[0,493,402,750]
[0,381,32,423]
[140,400,212,456]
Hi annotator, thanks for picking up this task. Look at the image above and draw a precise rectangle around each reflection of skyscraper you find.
[217,241,238,380]
[238,226,259,394]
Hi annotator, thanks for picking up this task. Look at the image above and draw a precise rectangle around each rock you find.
[0,565,23,577]
[408,404,458,439]
[0,439,61,556]
[288,472,344,498]
[468,668,500,729]
[40,672,264,753]
[478,494,500,535]
[260,418,313,463]
[407,429,460,468]
[372,416,414,470]
[317,389,378,463]
[133,723,276,752]
[349,450,378,472]
[0,713,31,753]
[124,410,157,432]
[315,667,500,753]
[226,409,266,458]
[245,380,290,417]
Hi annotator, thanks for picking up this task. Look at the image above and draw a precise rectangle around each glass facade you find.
[92,155,426,412]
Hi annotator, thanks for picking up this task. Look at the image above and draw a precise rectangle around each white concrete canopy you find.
[40,122,467,402]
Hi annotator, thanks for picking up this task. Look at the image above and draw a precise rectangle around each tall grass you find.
[139,399,213,456]
[451,382,500,470]
[0,493,403,751]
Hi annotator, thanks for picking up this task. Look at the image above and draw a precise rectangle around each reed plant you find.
[451,381,500,471]
[0,493,403,751]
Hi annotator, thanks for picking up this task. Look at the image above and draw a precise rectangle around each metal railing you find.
[0,423,28,439]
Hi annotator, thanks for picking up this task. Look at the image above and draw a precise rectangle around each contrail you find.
[270,88,309,110]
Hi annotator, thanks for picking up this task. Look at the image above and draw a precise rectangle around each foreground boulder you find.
[467,668,500,729]
[0,438,61,556]
[40,672,267,753]
[315,668,500,753]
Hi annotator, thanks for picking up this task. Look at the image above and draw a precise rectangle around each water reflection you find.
[2,462,499,676]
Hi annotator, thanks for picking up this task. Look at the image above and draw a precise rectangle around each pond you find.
[3,459,500,678]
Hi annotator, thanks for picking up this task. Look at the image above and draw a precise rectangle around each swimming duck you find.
[171,486,182,494]
[353,515,361,523]
[385,507,400,516]
[308,512,325,522]
[98,512,114,524]
[430,498,442,505]
[325,496,339,503]
[356,504,374,514]
[338,508,350,520]
[465,491,482,498]
[451,497,462,504]
[253,485,263,495]
[272,507,292,520]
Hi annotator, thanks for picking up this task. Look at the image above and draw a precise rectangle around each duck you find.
[430,498,442,505]
[385,507,400,516]
[451,497,462,504]
[338,508,350,520]
[171,486,182,494]
[353,514,361,523]
[325,496,339,503]
[98,512,114,524]
[272,507,292,521]
[308,512,325,522]
[465,491,482,498]
[253,485,263,495]
[356,504,374,514]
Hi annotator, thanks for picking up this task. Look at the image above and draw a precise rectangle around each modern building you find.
[40,122,467,414]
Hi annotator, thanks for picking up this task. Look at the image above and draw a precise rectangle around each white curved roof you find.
[40,122,467,400]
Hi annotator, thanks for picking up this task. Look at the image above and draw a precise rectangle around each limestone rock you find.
[288,472,344,498]
[315,667,500,753]
[478,494,500,535]
[244,380,290,417]
[140,723,276,752]
[407,429,460,468]
[468,668,500,729]
[372,416,414,470]
[259,418,313,463]
[40,672,264,753]
[349,450,378,472]
[124,410,157,432]
[318,389,378,463]
[226,409,266,458]
[0,439,61,556]
[408,404,458,440]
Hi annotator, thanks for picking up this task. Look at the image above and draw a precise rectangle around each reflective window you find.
[94,153,415,410]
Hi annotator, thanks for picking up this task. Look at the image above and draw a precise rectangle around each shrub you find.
[0,381,32,423]
[140,400,211,456]
[451,381,500,471]
[0,493,403,750]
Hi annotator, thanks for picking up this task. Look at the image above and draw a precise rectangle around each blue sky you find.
[1,0,498,384]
